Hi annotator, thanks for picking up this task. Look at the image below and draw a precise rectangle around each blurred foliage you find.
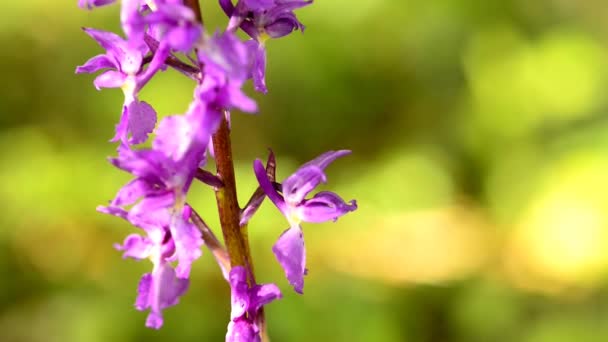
[2,0,608,341]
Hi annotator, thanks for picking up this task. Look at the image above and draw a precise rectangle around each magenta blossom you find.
[98,110,211,277]
[253,150,357,293]
[190,30,259,139]
[115,220,190,329]
[76,28,157,144]
[219,0,312,93]
[226,266,282,341]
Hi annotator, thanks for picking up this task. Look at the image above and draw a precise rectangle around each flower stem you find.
[212,115,269,341]
[181,1,268,339]
[211,116,253,270]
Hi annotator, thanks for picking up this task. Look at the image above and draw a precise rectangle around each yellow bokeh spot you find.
[505,153,608,294]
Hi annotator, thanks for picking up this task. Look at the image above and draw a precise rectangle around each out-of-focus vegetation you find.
[2,1,608,341]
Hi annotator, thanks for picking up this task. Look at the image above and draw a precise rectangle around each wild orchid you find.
[77,0,356,340]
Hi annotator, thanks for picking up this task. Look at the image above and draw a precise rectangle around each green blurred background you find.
[2,0,608,341]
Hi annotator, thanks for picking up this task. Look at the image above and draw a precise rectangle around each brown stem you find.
[212,115,268,341]
[211,116,252,269]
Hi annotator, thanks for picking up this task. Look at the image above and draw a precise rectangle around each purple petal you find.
[243,1,310,39]
[76,54,116,74]
[111,178,156,206]
[82,28,122,50]
[251,42,267,93]
[229,85,258,113]
[135,273,153,311]
[264,16,299,38]
[272,226,306,294]
[305,149,351,170]
[229,266,250,319]
[243,0,276,10]
[78,0,116,10]
[137,42,171,88]
[128,192,174,228]
[129,191,175,215]
[226,319,259,342]
[154,263,190,308]
[111,106,129,143]
[169,216,203,278]
[282,150,351,204]
[136,263,190,329]
[120,0,146,42]
[249,283,282,314]
[97,205,128,220]
[93,70,126,89]
[141,3,200,54]
[154,114,198,160]
[122,52,144,76]
[150,3,196,21]
[239,21,259,40]
[127,100,157,144]
[226,266,281,340]
[253,159,286,214]
[116,234,153,259]
[146,312,164,330]
[197,75,257,114]
[109,144,170,182]
[199,31,253,81]
[165,25,202,52]
[281,165,326,205]
[82,27,144,76]
[297,191,357,223]
[266,1,312,18]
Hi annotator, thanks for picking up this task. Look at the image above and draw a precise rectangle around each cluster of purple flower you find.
[77,0,357,339]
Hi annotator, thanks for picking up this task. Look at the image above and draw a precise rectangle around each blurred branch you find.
[189,206,230,280]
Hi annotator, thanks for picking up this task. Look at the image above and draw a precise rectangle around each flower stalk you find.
[180,0,265,337]
[211,115,254,272]
[212,115,268,340]
[78,0,356,339]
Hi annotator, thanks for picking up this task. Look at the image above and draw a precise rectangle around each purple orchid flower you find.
[98,109,210,276]
[98,156,204,280]
[253,150,357,293]
[119,0,202,52]
[219,0,312,93]
[220,0,311,38]
[137,0,202,84]
[226,266,282,342]
[115,227,190,329]
[96,108,219,327]
[120,0,147,43]
[116,0,201,52]
[76,28,158,144]
[145,0,202,51]
[191,30,258,136]
[78,1,204,145]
